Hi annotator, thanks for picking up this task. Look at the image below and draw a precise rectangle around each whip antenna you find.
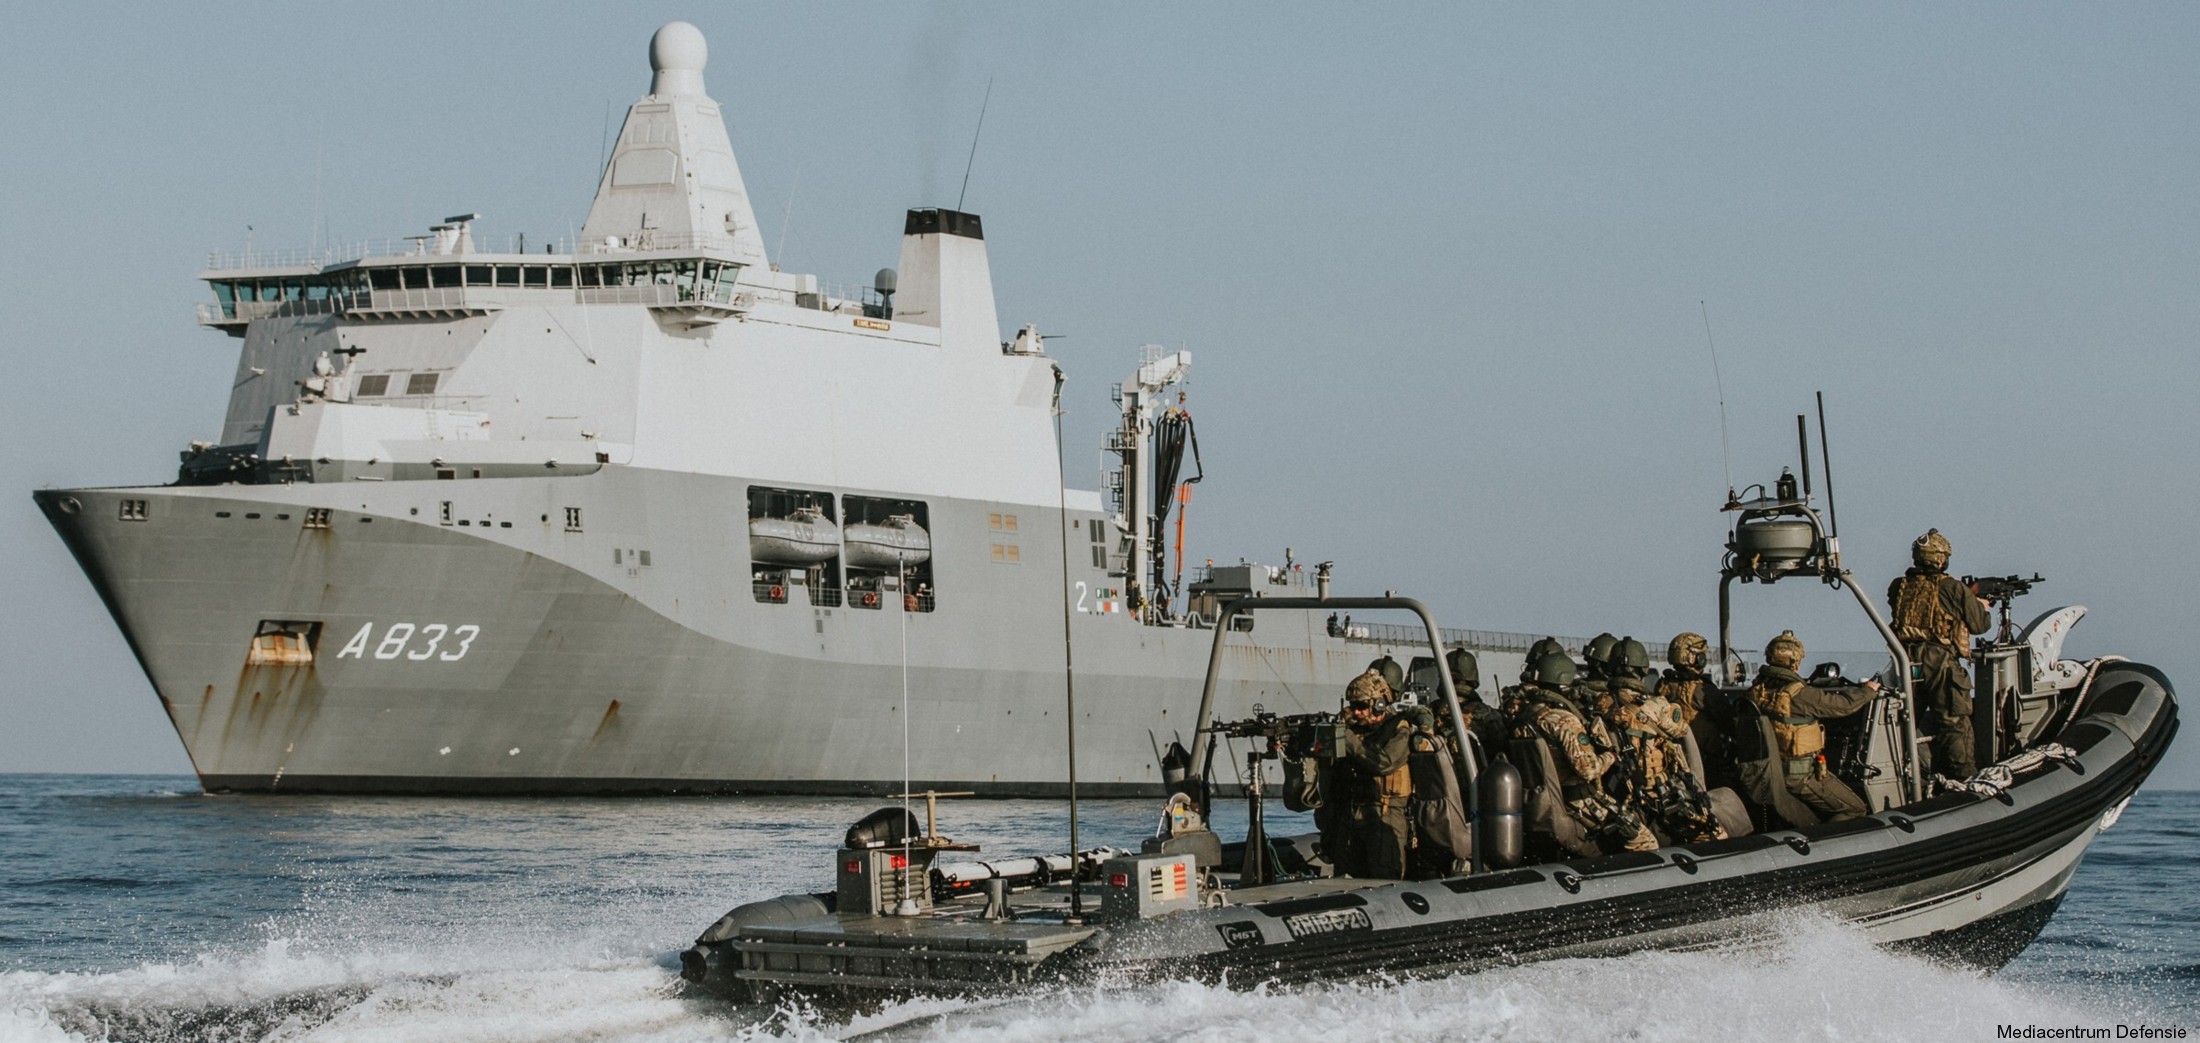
[1700,301,1735,500]
[1050,365,1085,922]
[957,78,994,212]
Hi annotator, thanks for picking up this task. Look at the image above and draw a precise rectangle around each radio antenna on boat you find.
[1700,301,1735,500]
[1796,414,1813,501]
[957,78,994,212]
[1051,363,1085,922]
[1816,390,1841,542]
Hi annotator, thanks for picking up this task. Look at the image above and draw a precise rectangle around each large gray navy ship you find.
[34,22,1571,795]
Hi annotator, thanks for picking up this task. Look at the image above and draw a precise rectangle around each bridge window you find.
[467,265,493,286]
[370,268,402,291]
[428,266,461,289]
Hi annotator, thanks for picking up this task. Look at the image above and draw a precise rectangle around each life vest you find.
[1893,571,1971,657]
[1750,674,1823,761]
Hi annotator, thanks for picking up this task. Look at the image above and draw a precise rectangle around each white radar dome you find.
[649,22,708,96]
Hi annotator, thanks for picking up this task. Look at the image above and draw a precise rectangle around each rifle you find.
[1209,709,1345,762]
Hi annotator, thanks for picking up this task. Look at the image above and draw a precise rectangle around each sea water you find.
[0,775,2191,1042]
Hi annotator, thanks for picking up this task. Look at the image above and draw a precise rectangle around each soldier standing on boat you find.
[1606,638,1727,843]
[1515,652,1656,853]
[1749,631,1880,822]
[1887,529,1992,779]
[1321,670,1415,879]
[1446,648,1509,765]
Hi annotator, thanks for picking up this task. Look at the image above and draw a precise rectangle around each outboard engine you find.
[1477,760,1524,869]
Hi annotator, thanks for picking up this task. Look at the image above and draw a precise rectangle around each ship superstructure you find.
[37,23,1587,794]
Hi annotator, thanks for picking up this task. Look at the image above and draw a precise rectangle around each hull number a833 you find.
[332,622,481,661]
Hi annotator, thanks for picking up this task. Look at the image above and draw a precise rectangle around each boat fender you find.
[1476,760,1525,870]
[846,806,923,849]
[1705,786,1754,838]
[681,891,837,994]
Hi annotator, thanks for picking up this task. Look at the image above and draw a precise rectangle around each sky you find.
[1,2,2192,788]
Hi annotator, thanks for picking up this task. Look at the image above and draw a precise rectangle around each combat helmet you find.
[1345,669,1392,708]
[1912,528,1952,571]
[1522,637,1567,682]
[1366,655,1405,695]
[1765,630,1806,670]
[1445,647,1480,690]
[1529,652,1577,689]
[1583,633,1619,677]
[1612,637,1651,677]
[1668,632,1709,670]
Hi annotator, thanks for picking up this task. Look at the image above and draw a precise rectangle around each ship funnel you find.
[894,209,1001,350]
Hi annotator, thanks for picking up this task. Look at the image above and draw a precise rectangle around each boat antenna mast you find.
[1051,363,1085,922]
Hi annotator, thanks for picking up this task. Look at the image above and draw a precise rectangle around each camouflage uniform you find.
[1750,632,1877,822]
[1322,670,1414,879]
[1609,636,1726,843]
[1886,529,1992,779]
[1519,686,1656,853]
[1657,632,1712,727]
[1607,676,1727,842]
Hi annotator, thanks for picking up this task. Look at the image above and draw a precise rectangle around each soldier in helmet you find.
[1499,637,1567,722]
[1749,631,1880,822]
[1658,633,1712,726]
[1887,529,1992,779]
[1605,637,1727,843]
[1445,647,1510,764]
[1513,651,1656,853]
[1575,633,1621,717]
[1320,669,1415,879]
[1367,655,1407,700]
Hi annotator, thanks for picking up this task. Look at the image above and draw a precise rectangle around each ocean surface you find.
[0,775,2192,1042]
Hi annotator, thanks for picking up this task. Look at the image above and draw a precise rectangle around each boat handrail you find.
[1189,594,1484,873]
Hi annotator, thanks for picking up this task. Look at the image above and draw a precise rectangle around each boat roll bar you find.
[1719,486,1924,804]
[1188,595,1485,874]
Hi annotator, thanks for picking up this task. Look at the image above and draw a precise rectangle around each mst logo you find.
[1215,922,1264,949]
[1282,907,1373,940]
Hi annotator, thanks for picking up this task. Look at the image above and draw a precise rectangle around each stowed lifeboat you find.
[844,514,931,570]
[748,507,839,566]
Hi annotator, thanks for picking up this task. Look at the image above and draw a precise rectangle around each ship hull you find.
[35,471,1447,795]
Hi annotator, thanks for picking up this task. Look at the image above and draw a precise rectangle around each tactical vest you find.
[1893,572,1970,656]
[1353,716,1415,815]
[1658,673,1705,725]
[1750,675,1824,762]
